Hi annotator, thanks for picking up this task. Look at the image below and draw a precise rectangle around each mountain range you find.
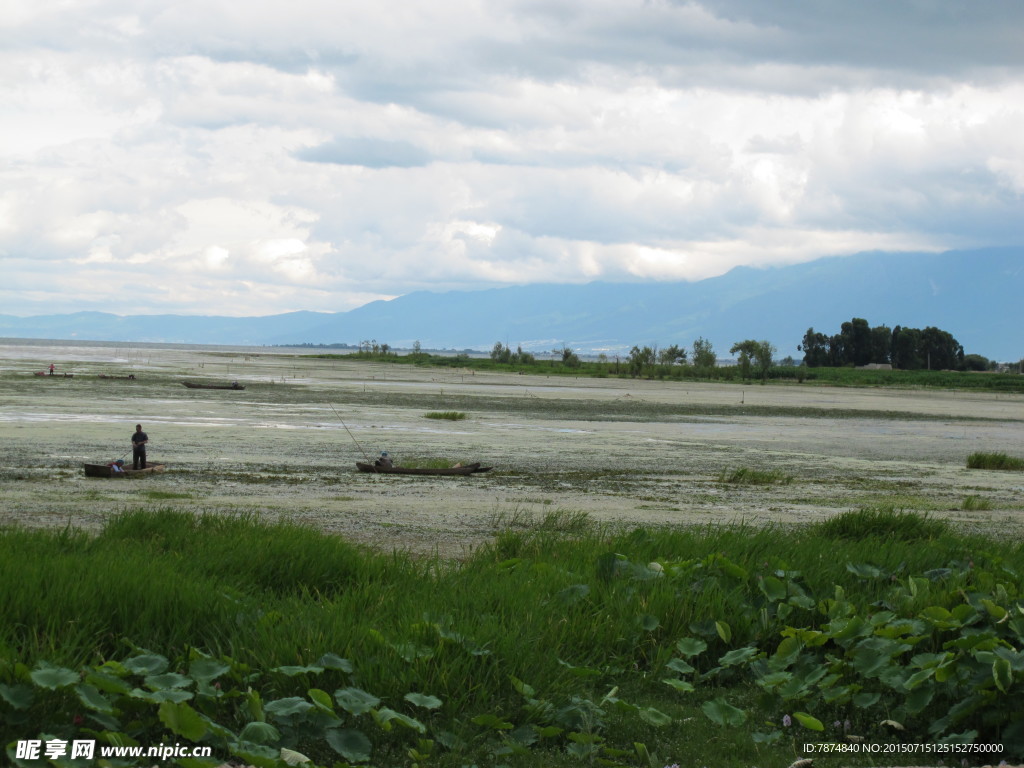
[2,249,1021,361]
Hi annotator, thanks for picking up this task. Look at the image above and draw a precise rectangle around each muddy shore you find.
[2,341,1022,557]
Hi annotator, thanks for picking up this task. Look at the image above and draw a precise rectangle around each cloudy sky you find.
[3,1,1023,317]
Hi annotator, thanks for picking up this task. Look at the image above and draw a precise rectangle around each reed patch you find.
[967,451,1024,470]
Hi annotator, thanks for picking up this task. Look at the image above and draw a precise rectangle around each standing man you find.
[132,424,148,470]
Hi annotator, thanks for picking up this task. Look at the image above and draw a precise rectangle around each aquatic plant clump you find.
[967,451,1024,470]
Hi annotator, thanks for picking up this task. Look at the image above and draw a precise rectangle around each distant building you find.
[857,363,892,370]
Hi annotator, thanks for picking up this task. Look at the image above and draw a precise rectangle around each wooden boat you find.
[98,374,137,380]
[356,462,491,476]
[84,463,166,478]
[181,381,245,390]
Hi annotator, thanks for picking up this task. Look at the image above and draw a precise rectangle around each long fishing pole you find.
[327,402,371,462]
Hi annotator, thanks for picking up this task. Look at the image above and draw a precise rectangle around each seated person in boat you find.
[107,459,126,473]
[375,451,394,468]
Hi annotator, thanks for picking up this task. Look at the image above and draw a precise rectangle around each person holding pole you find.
[131,424,149,470]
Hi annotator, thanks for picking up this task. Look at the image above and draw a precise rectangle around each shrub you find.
[423,411,467,420]
[966,452,1024,470]
[717,467,792,485]
[814,506,948,541]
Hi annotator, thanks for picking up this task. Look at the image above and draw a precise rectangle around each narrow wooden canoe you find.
[181,381,245,390]
[84,463,166,478]
[356,462,489,476]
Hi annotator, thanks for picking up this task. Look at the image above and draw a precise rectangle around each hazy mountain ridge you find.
[2,249,1020,360]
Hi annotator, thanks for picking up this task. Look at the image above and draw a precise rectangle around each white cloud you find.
[1,0,1022,316]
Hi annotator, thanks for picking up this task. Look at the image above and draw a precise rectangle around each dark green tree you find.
[490,342,512,364]
[731,340,775,381]
[920,327,963,370]
[840,318,872,367]
[692,337,717,368]
[798,328,829,367]
[869,325,892,365]
[628,345,655,377]
[658,344,687,365]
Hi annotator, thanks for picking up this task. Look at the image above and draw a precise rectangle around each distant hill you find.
[2,248,1021,360]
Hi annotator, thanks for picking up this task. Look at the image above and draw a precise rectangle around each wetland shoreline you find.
[2,340,1022,557]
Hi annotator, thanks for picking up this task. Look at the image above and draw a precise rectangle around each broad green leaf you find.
[755,671,792,689]
[239,721,281,745]
[316,653,354,673]
[982,599,1009,622]
[827,615,868,644]
[846,562,884,579]
[325,728,372,763]
[639,613,660,631]
[158,700,208,741]
[132,686,194,703]
[404,692,443,709]
[638,707,671,727]
[758,575,787,602]
[85,669,131,695]
[308,688,336,713]
[905,683,935,715]
[853,691,880,708]
[993,658,1013,693]
[280,747,312,766]
[719,646,759,667]
[272,665,324,677]
[145,672,193,690]
[123,654,169,676]
[374,708,426,733]
[229,744,280,768]
[188,659,230,683]
[75,684,114,714]
[715,621,732,643]
[711,554,748,580]
[0,683,33,710]
[793,711,824,731]
[471,713,514,730]
[772,635,802,666]
[510,676,535,697]
[666,658,695,675]
[30,664,78,690]
[662,678,695,693]
[264,697,314,717]
[334,687,380,716]
[903,668,935,690]
[675,638,707,657]
[700,697,747,727]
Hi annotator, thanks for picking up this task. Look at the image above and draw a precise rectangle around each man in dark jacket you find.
[132,424,148,470]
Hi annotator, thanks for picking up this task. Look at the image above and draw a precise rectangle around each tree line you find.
[798,318,973,370]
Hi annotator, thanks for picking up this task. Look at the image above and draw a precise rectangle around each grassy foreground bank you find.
[2,509,1023,767]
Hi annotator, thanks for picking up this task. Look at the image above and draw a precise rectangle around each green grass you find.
[423,411,467,420]
[961,495,993,511]
[141,490,194,500]
[3,508,1024,766]
[717,467,793,485]
[967,451,1024,470]
[814,506,949,540]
